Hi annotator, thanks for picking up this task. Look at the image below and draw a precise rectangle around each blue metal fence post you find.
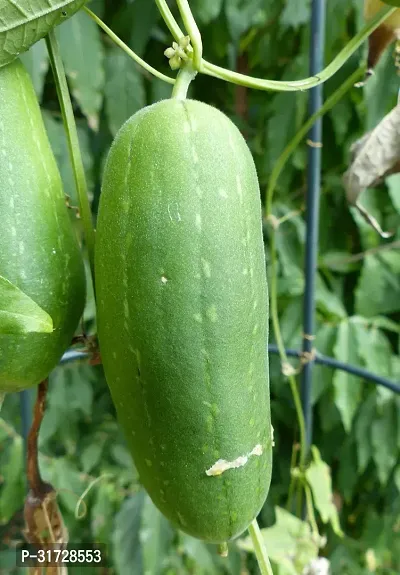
[301,0,326,452]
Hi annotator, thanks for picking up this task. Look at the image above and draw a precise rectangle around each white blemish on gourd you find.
[195,213,202,230]
[161,276,168,284]
[252,323,259,335]
[183,121,191,133]
[8,176,13,185]
[243,268,248,276]
[206,305,218,323]
[196,186,203,198]
[8,162,13,171]
[201,258,211,278]
[19,242,25,255]
[193,313,203,323]
[167,202,182,222]
[253,300,258,310]
[124,300,130,318]
[219,188,228,199]
[206,444,263,477]
[20,270,27,279]
[236,174,243,204]
[11,226,17,237]
[1,149,6,157]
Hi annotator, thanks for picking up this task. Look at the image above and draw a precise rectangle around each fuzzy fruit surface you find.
[95,98,272,543]
[0,59,86,392]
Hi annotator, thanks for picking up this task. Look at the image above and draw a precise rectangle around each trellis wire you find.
[301,0,326,454]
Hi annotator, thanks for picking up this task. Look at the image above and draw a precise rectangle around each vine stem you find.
[176,0,203,70]
[265,66,364,216]
[0,393,5,413]
[155,0,394,92]
[83,7,175,85]
[248,519,274,575]
[269,233,307,472]
[171,65,196,99]
[45,31,96,292]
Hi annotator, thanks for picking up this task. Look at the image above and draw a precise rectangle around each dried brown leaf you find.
[343,104,400,237]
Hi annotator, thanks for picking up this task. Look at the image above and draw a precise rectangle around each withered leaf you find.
[343,103,400,237]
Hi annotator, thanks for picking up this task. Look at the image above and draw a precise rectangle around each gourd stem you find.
[248,520,274,575]
[45,31,96,295]
[155,0,394,92]
[171,66,196,100]
[176,0,203,71]
[84,7,175,85]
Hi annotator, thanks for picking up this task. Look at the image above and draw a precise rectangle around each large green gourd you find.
[0,59,86,392]
[95,99,272,543]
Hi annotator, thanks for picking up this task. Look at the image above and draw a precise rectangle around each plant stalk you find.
[45,31,96,292]
[248,519,274,575]
[176,0,203,70]
[171,65,196,99]
[84,7,175,85]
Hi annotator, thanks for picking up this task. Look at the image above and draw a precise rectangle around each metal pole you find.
[301,0,326,452]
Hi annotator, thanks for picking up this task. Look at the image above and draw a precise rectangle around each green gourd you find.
[0,59,86,392]
[95,98,272,543]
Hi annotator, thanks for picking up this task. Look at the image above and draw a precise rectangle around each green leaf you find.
[355,325,394,404]
[112,492,145,575]
[104,45,146,136]
[312,323,338,404]
[91,482,117,542]
[354,393,376,473]
[181,535,217,574]
[0,275,53,335]
[238,507,322,575]
[81,442,103,474]
[355,254,400,317]
[56,9,105,129]
[333,319,364,432]
[281,0,310,28]
[140,495,174,575]
[20,39,49,100]
[371,400,398,485]
[191,0,224,24]
[306,446,343,536]
[316,274,347,320]
[0,0,87,68]
[0,435,25,525]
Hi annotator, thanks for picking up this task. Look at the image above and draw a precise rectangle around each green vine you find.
[45,30,96,293]
[83,7,175,85]
[155,0,394,91]
[248,519,274,575]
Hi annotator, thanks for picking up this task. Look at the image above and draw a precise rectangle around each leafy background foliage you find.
[1,0,400,573]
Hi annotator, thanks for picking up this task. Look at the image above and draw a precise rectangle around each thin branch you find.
[84,7,175,85]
